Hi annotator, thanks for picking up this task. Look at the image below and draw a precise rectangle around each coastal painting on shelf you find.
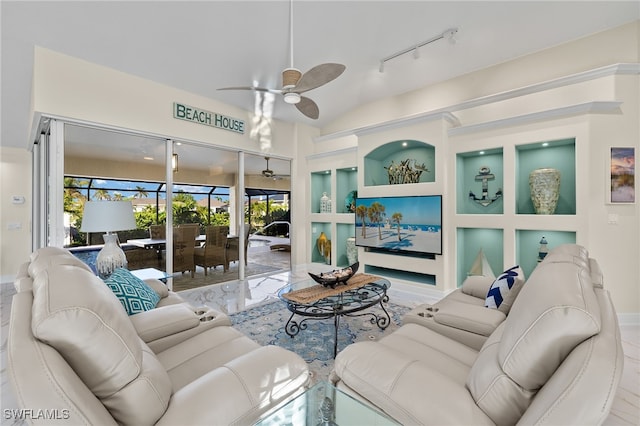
[609,147,635,204]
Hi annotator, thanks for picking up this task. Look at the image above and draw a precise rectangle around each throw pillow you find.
[484,265,525,314]
[104,268,161,315]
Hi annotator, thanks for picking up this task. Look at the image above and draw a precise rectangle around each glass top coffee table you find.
[278,274,391,358]
[254,380,399,425]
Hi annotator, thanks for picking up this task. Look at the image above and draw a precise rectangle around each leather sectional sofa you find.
[330,244,624,425]
[8,247,310,425]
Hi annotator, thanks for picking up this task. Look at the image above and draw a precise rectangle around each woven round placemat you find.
[282,273,384,304]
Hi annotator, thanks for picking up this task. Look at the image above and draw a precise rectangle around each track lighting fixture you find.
[379,27,458,73]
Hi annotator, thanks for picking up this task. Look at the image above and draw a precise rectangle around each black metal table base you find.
[284,295,391,358]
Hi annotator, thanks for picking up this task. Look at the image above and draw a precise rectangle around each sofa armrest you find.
[130,304,200,342]
[143,278,169,298]
[433,304,506,337]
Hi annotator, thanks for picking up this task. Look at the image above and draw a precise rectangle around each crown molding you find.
[314,111,460,143]
[314,63,639,143]
[448,101,623,136]
[306,146,357,161]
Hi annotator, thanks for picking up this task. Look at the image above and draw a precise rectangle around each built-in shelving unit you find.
[454,134,580,286]
[363,140,435,187]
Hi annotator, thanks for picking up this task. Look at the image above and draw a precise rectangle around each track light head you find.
[444,28,458,44]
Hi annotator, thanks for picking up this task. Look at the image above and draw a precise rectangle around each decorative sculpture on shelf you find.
[384,159,429,184]
[469,166,502,207]
[529,168,560,214]
[316,231,331,264]
[344,190,357,213]
[320,192,332,213]
[537,236,549,263]
[468,248,496,279]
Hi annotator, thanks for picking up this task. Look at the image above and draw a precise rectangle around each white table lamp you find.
[81,200,137,278]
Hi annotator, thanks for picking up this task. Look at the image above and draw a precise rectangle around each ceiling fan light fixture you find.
[283,92,301,104]
[282,68,302,89]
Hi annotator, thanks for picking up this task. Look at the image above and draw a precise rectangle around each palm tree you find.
[133,186,149,199]
[392,212,403,241]
[356,205,368,238]
[368,202,386,240]
[93,189,111,200]
[112,192,124,201]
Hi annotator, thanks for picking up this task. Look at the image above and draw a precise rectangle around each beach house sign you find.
[173,102,245,134]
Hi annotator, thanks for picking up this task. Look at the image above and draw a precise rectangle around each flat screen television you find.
[354,195,442,257]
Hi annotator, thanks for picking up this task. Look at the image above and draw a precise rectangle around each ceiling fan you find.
[261,157,289,180]
[218,0,345,119]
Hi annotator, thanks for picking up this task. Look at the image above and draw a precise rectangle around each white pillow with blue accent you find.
[104,268,161,315]
[484,265,525,315]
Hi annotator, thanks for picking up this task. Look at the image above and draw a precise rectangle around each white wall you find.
[0,147,31,281]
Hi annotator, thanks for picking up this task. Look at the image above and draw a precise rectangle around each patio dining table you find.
[127,235,207,249]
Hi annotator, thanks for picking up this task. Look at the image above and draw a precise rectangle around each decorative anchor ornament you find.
[469,166,502,207]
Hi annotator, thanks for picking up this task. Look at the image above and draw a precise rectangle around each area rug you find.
[230,300,410,382]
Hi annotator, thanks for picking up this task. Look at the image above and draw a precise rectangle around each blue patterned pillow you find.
[104,268,161,315]
[484,265,525,314]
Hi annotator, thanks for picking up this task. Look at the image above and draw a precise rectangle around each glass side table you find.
[255,380,399,425]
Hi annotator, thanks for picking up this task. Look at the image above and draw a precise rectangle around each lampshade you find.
[81,201,136,278]
[81,201,136,233]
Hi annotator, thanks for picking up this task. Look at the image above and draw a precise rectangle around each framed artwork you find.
[608,147,635,204]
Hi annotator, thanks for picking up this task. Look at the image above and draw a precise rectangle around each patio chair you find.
[227,224,251,266]
[149,225,166,239]
[195,225,229,275]
[171,226,197,278]
[178,223,202,246]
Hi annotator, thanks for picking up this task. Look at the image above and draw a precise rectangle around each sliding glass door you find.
[37,118,291,290]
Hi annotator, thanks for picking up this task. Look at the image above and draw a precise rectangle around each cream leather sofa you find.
[330,244,623,425]
[8,247,310,425]
[403,267,525,350]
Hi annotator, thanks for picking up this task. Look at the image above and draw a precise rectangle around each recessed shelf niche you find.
[336,167,358,214]
[336,223,356,267]
[456,228,504,287]
[516,229,576,278]
[364,264,436,286]
[457,148,504,214]
[516,139,576,215]
[311,170,332,214]
[311,222,332,264]
[364,140,435,187]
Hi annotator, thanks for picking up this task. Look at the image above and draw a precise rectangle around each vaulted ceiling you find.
[2,1,638,156]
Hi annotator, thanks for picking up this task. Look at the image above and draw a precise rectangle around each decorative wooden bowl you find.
[308,262,359,288]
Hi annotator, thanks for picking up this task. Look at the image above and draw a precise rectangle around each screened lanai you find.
[60,123,292,291]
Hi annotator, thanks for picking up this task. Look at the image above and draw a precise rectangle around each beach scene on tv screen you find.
[355,196,442,254]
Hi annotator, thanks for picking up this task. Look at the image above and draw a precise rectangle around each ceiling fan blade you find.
[296,96,319,119]
[218,86,282,95]
[293,63,346,93]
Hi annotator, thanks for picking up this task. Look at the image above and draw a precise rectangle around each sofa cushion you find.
[467,248,601,425]
[31,262,171,425]
[104,268,161,315]
[28,247,93,277]
[484,265,525,314]
[461,275,495,299]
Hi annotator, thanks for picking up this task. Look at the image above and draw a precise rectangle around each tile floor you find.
[1,265,638,425]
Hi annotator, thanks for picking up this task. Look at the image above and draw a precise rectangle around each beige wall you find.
[0,147,32,281]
